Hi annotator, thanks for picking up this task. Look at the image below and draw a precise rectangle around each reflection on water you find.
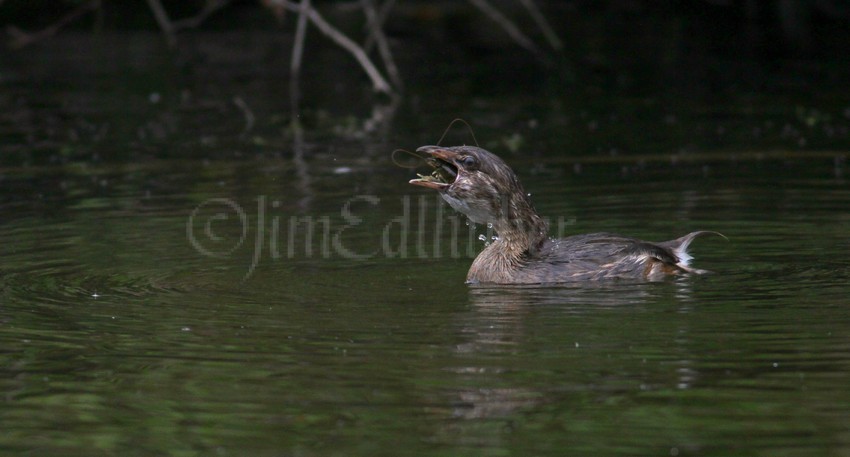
[446,281,697,421]
[435,257,850,452]
[468,281,686,308]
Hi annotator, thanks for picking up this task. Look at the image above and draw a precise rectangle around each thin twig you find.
[289,0,311,112]
[6,0,100,49]
[145,0,177,47]
[361,0,402,89]
[517,0,562,51]
[290,0,311,77]
[467,0,541,55]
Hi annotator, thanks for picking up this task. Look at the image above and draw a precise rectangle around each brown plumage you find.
[409,145,724,284]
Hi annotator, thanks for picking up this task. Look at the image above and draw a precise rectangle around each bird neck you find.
[489,191,549,260]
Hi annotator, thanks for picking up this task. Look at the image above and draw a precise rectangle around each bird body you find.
[409,145,722,284]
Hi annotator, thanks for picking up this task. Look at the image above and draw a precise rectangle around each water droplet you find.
[491,235,499,241]
[527,193,532,197]
[486,223,493,229]
[478,234,487,242]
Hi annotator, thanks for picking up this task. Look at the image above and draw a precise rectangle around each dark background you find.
[2,0,850,163]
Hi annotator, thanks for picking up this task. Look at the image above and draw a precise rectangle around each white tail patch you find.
[662,231,727,274]
[673,242,695,267]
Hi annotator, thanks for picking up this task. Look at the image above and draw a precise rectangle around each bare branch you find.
[145,0,177,47]
[307,7,392,93]
[6,0,100,49]
[362,0,402,89]
[288,0,310,110]
[363,0,395,53]
[290,0,311,77]
[268,0,393,93]
[297,3,393,93]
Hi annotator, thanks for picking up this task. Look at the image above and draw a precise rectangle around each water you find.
[3,32,850,456]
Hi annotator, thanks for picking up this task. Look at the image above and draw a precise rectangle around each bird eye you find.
[461,156,477,169]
